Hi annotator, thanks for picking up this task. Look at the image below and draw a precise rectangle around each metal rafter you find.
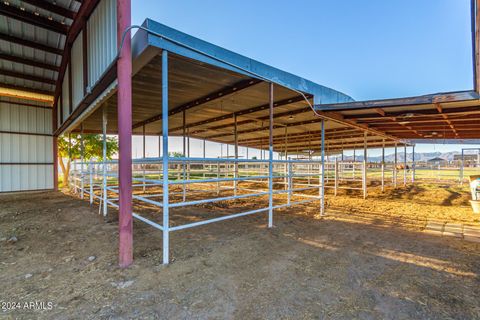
[0,53,59,72]
[0,3,69,34]
[20,0,76,20]
[133,78,262,129]
[0,68,56,85]
[177,95,311,134]
[0,32,63,55]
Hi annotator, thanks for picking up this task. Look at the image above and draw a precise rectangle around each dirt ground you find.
[1,183,480,319]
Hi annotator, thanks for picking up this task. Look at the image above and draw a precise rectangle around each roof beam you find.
[344,105,480,120]
[20,0,76,20]
[238,127,359,144]
[435,103,458,137]
[0,32,63,55]
[0,3,68,35]
[0,53,59,72]
[0,69,56,85]
[174,95,311,134]
[0,82,54,96]
[133,78,262,129]
[315,90,479,112]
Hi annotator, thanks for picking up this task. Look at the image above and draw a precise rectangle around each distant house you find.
[427,157,447,165]
[453,154,479,166]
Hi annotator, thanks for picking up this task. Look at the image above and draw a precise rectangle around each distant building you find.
[427,157,447,165]
[453,154,479,166]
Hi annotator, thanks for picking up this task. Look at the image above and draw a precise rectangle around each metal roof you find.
[314,90,480,141]
[0,0,81,98]
[73,19,402,154]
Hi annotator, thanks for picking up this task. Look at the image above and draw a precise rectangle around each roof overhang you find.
[314,90,480,142]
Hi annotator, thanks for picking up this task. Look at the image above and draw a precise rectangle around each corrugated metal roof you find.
[0,0,81,95]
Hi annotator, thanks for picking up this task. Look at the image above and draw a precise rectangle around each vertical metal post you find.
[161,50,170,265]
[182,110,186,201]
[234,114,238,196]
[461,148,464,184]
[393,143,398,188]
[320,119,325,216]
[142,124,146,193]
[203,138,206,158]
[403,144,407,187]
[268,83,274,228]
[102,106,108,217]
[334,157,338,196]
[284,126,288,191]
[362,131,367,199]
[353,147,356,179]
[288,160,292,205]
[80,126,84,200]
[381,140,385,192]
[203,138,206,178]
[53,136,58,191]
[117,0,133,268]
[411,145,416,183]
[89,159,93,204]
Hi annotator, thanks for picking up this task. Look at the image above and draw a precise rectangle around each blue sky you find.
[130,0,477,157]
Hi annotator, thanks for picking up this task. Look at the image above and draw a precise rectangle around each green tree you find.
[168,152,184,158]
[58,134,119,188]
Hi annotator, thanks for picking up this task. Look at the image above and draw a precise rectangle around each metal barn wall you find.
[0,99,53,192]
[61,65,70,122]
[87,0,117,89]
[71,31,84,110]
[57,0,117,129]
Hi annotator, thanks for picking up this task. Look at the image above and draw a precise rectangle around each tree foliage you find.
[57,134,119,188]
[58,134,118,161]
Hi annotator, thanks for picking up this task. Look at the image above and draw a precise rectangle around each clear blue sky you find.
[130,0,478,157]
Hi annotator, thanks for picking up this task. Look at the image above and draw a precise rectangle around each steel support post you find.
[53,136,58,191]
[461,149,464,185]
[403,144,407,187]
[268,83,274,228]
[284,126,288,191]
[102,106,108,217]
[142,125,146,193]
[353,147,356,178]
[320,119,325,216]
[334,158,338,196]
[182,110,186,201]
[203,138,206,178]
[362,131,367,199]
[161,50,170,265]
[411,145,415,183]
[288,160,292,205]
[394,143,398,188]
[117,0,133,268]
[80,126,84,200]
[89,159,93,204]
[381,140,385,192]
[234,114,238,196]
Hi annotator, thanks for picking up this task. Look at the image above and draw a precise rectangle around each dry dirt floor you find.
[1,182,480,319]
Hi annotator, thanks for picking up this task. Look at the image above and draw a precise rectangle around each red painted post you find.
[117,0,133,268]
[53,136,58,191]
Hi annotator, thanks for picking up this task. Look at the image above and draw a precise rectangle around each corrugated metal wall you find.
[88,0,117,89]
[71,31,84,109]
[57,0,117,128]
[61,65,70,122]
[0,98,53,192]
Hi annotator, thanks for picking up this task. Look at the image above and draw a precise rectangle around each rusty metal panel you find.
[87,0,117,89]
[0,98,53,192]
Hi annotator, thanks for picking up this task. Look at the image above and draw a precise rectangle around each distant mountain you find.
[335,151,464,162]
